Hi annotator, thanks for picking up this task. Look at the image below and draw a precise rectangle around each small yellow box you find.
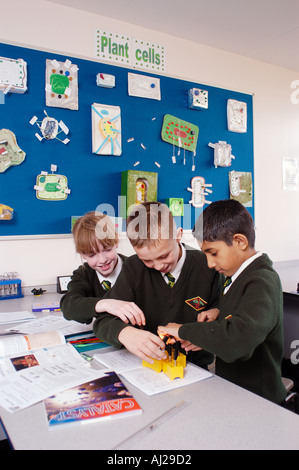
[142,358,163,373]
[163,361,184,380]
[143,351,186,380]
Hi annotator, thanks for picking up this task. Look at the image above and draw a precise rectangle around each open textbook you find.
[94,349,213,396]
[0,330,87,377]
[0,361,103,413]
[0,330,105,413]
[0,315,110,360]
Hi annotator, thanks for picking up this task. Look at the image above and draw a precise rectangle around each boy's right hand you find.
[95,299,146,327]
[118,327,167,363]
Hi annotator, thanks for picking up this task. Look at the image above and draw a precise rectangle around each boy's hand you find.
[180,340,202,352]
[95,299,146,326]
[158,323,202,353]
[197,308,219,323]
[157,323,182,340]
[118,327,167,362]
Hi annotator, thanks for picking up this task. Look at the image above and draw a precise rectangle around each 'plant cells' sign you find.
[95,30,166,72]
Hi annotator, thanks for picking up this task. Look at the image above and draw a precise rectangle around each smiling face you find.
[73,212,119,277]
[83,242,119,276]
[200,234,255,277]
[134,229,183,274]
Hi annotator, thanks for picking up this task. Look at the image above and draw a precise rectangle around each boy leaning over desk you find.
[93,201,222,369]
[158,199,287,405]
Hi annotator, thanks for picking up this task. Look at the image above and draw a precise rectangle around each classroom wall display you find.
[165,198,184,217]
[0,204,13,220]
[34,165,71,201]
[29,110,70,144]
[95,30,166,73]
[209,140,235,168]
[188,88,208,110]
[91,103,122,155]
[45,58,79,110]
[227,99,247,133]
[0,128,26,173]
[0,42,253,236]
[121,169,158,217]
[96,73,115,88]
[161,114,199,156]
[0,56,27,94]
[128,73,161,100]
[229,170,252,207]
[188,176,213,208]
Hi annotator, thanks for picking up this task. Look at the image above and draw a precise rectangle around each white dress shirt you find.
[96,255,123,288]
[224,251,262,294]
[162,243,186,285]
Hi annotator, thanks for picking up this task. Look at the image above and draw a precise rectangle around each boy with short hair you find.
[61,211,145,326]
[158,199,287,404]
[93,202,222,368]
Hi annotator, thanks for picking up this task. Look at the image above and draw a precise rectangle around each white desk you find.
[1,293,299,450]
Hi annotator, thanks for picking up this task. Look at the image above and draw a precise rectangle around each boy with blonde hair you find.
[93,202,221,367]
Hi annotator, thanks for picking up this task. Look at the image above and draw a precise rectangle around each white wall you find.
[1,0,299,287]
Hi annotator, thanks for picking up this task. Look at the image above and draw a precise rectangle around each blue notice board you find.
[0,42,254,236]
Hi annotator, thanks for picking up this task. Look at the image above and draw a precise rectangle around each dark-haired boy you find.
[159,199,287,404]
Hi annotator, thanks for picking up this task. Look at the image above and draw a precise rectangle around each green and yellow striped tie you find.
[223,276,232,293]
[102,280,111,291]
[165,272,175,288]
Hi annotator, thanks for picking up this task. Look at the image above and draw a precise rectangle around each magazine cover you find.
[44,371,142,427]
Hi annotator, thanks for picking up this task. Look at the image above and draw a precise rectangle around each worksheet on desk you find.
[0,363,102,413]
[94,349,213,395]
[122,362,213,395]
[94,349,141,372]
[0,311,36,325]
[5,315,93,335]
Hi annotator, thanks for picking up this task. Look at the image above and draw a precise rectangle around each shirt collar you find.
[162,243,186,283]
[225,252,262,293]
[96,255,123,287]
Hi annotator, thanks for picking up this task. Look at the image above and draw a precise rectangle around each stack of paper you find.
[0,311,36,326]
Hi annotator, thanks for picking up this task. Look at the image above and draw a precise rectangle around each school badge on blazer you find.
[185,296,207,311]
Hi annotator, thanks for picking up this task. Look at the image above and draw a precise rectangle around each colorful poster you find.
[91,103,122,156]
[46,59,79,110]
